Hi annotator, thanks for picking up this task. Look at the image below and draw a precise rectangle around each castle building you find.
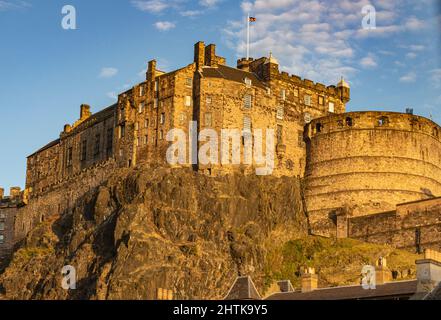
[0,187,22,260]
[3,41,441,257]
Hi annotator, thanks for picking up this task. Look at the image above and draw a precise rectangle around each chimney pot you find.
[80,104,91,120]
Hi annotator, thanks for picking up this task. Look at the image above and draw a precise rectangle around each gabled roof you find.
[265,280,418,300]
[224,276,262,300]
[201,64,267,90]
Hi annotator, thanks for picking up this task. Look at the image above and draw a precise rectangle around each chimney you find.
[301,268,318,293]
[147,60,157,82]
[375,257,392,285]
[64,124,72,133]
[0,187,4,200]
[416,249,441,294]
[10,187,21,200]
[237,58,252,72]
[205,44,216,67]
[80,104,91,120]
[194,41,205,69]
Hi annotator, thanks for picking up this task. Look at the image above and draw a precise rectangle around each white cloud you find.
[131,0,169,13]
[99,67,118,79]
[0,0,30,11]
[400,72,417,83]
[360,54,378,69]
[200,0,220,8]
[154,21,176,31]
[180,10,203,17]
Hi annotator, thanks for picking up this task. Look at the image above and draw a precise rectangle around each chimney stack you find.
[0,187,4,200]
[375,257,392,285]
[10,187,21,200]
[80,104,91,120]
[194,41,205,69]
[205,44,216,67]
[301,268,318,293]
[416,249,441,294]
[147,60,157,82]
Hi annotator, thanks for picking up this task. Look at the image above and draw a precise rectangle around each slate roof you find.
[265,280,418,301]
[424,283,441,300]
[201,64,267,90]
[224,276,262,300]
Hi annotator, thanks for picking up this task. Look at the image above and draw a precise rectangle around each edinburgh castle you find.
[1,41,441,262]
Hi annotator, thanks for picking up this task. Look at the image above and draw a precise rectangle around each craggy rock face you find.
[0,166,307,300]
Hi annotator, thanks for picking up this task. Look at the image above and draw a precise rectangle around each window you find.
[0,222,5,231]
[244,94,252,109]
[277,125,283,144]
[135,122,139,131]
[329,102,335,113]
[0,234,4,244]
[155,80,159,92]
[159,130,164,140]
[186,77,193,87]
[145,119,149,128]
[206,96,212,105]
[119,149,123,157]
[294,88,299,97]
[434,127,439,138]
[94,134,101,157]
[138,103,144,114]
[244,77,252,87]
[185,96,191,107]
[346,117,353,127]
[318,96,324,105]
[120,107,125,121]
[160,113,165,125]
[316,123,323,133]
[0,213,5,219]
[205,113,212,127]
[81,140,87,162]
[243,116,252,133]
[277,106,284,120]
[154,99,159,109]
[378,117,389,126]
[106,128,113,155]
[281,89,286,101]
[180,113,186,125]
[66,147,73,167]
[304,95,312,106]
[139,86,144,97]
[304,113,312,124]
[266,88,271,95]
[144,135,148,145]
[119,125,126,138]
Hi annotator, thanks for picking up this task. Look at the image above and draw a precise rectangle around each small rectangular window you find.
[160,113,165,125]
[155,80,159,92]
[120,125,126,138]
[186,77,193,87]
[139,86,144,97]
[66,147,73,167]
[81,140,87,161]
[304,95,312,106]
[106,128,113,155]
[135,122,139,131]
[329,102,335,113]
[294,88,299,97]
[180,113,186,125]
[206,96,212,105]
[244,94,252,109]
[159,130,164,140]
[0,234,4,243]
[185,96,192,107]
[319,96,325,105]
[154,99,159,109]
[205,113,213,127]
[145,119,149,128]
[277,106,284,120]
[0,222,5,231]
[243,116,252,133]
[138,103,144,113]
[244,78,252,87]
[281,89,286,101]
[94,134,101,157]
[277,125,283,144]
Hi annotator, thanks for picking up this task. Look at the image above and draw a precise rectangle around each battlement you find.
[306,111,441,141]
[0,187,23,205]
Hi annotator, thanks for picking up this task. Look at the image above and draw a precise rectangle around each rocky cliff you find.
[0,166,309,299]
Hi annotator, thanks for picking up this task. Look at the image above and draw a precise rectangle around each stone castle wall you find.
[304,112,441,236]
[346,197,441,252]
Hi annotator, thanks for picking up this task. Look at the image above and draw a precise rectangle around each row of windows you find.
[0,234,4,244]
[66,128,113,167]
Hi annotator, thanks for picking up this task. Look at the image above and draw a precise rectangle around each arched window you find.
[433,127,439,138]
[346,117,353,127]
[316,123,323,133]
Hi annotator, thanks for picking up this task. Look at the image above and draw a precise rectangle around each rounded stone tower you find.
[304,111,441,235]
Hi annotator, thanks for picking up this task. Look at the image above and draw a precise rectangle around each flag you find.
[249,17,256,22]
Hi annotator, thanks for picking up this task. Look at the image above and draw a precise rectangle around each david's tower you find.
[337,78,351,105]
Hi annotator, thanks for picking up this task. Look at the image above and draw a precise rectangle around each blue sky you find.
[0,0,440,190]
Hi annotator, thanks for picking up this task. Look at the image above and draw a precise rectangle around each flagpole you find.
[246,13,250,60]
